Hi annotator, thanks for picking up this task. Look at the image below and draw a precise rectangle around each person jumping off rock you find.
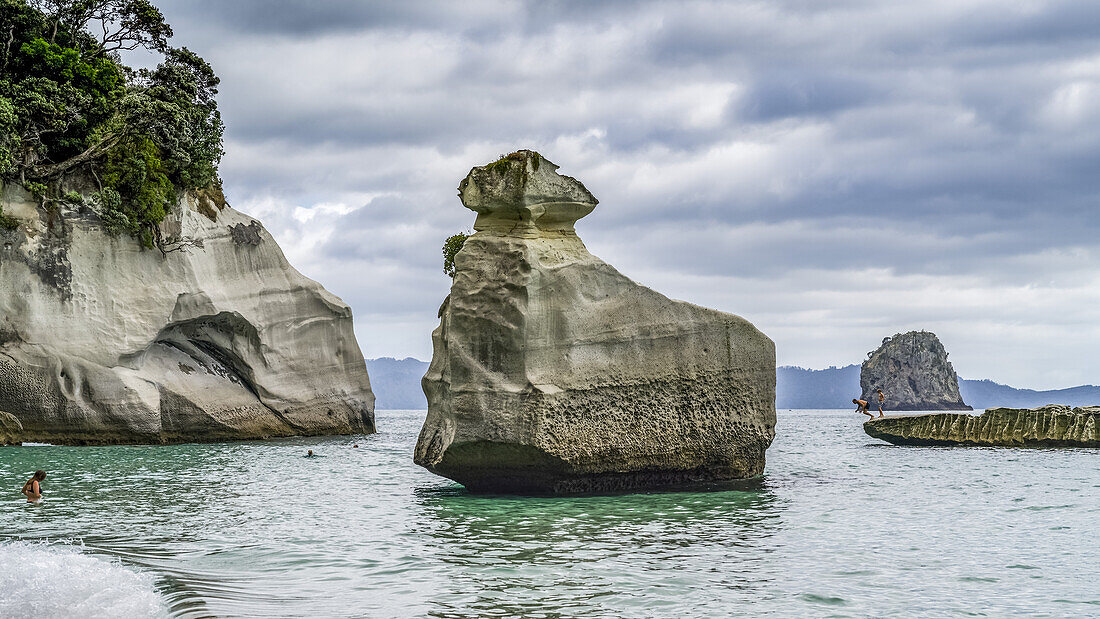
[853,398,874,420]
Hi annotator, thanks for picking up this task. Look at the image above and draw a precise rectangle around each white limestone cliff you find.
[0,183,374,444]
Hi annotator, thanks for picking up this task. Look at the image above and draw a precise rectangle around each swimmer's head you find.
[33,470,46,481]
[307,450,313,456]
[852,399,859,404]
[353,444,359,448]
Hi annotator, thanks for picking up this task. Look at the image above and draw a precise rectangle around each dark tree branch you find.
[2,25,14,73]
[29,134,121,179]
[158,234,204,256]
[89,165,103,192]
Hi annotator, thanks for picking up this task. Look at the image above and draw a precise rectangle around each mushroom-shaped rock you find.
[459,149,598,234]
[415,151,776,494]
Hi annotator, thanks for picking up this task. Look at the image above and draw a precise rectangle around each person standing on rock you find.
[853,399,874,420]
[876,389,886,418]
[21,470,46,503]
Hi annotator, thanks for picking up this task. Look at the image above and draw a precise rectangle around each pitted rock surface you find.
[864,405,1099,447]
[861,331,971,411]
[0,184,374,445]
[414,151,776,494]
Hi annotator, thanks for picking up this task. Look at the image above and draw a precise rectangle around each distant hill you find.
[365,357,430,410]
[776,365,861,408]
[367,358,1099,410]
[958,379,1100,409]
[776,364,1100,410]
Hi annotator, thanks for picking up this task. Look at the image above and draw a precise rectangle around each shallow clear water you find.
[1,409,1097,618]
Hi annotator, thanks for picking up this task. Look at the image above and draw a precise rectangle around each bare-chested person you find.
[876,389,885,417]
[853,398,874,420]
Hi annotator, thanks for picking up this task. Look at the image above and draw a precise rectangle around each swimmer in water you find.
[21,470,46,503]
[306,450,314,457]
[352,444,359,448]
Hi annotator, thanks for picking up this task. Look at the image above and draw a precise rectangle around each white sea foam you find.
[0,541,166,618]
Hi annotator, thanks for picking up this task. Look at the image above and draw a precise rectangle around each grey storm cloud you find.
[151,0,1100,389]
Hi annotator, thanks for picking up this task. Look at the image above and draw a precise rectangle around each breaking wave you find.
[0,541,166,618]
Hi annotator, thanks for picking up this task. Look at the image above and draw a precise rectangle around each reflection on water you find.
[1,410,1098,618]
[414,485,785,616]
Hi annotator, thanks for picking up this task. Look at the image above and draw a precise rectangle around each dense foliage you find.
[0,0,223,247]
[442,231,468,278]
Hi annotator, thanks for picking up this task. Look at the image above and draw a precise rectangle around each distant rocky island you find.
[864,406,1099,447]
[861,331,971,410]
[0,185,375,445]
[413,151,776,493]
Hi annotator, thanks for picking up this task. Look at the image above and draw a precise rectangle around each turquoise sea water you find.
[1,409,1097,618]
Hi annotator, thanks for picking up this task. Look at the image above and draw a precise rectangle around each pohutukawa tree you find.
[0,0,224,248]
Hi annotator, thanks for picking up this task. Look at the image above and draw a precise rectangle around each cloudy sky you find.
[153,0,1100,390]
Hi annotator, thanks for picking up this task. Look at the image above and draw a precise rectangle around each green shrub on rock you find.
[442,231,469,278]
[101,134,173,240]
[0,204,18,229]
[22,180,46,196]
[92,186,128,235]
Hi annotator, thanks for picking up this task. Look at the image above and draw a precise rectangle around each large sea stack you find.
[0,185,375,444]
[414,151,776,494]
[861,331,971,411]
[864,406,1098,447]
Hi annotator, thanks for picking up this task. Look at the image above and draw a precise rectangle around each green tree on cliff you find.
[442,231,469,278]
[0,0,224,248]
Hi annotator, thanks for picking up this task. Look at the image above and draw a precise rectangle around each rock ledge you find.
[864,405,1098,447]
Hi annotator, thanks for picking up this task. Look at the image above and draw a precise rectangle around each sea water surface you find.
[1,409,1097,618]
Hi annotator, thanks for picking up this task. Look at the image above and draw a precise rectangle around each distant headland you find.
[367,357,1100,411]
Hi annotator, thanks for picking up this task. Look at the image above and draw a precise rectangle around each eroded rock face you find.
[414,151,776,493]
[860,331,971,411]
[0,184,374,444]
[864,406,1098,447]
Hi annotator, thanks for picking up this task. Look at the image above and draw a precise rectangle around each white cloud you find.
[156,0,1100,390]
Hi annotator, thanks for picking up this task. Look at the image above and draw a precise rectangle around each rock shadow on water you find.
[412,480,786,548]
[409,481,788,616]
[415,474,769,499]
